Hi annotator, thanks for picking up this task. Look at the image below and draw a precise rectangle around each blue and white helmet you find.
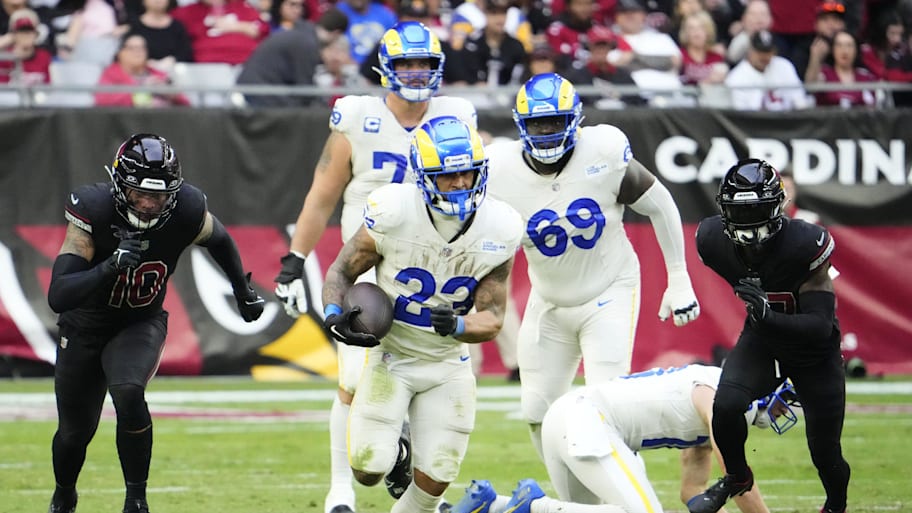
[744,380,800,435]
[512,72,583,164]
[409,116,488,221]
[377,21,445,102]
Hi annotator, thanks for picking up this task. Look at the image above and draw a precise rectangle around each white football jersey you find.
[330,95,478,241]
[587,364,721,451]
[363,183,523,360]
[486,125,638,306]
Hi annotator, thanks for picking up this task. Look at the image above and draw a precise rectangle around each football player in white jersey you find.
[449,365,797,513]
[272,21,477,513]
[321,116,524,513]
[484,73,701,460]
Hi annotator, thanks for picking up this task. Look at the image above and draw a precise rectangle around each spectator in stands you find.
[95,32,190,106]
[335,0,397,64]
[548,0,619,27]
[546,0,601,71]
[859,9,912,106]
[360,0,464,86]
[670,0,704,42]
[268,0,306,32]
[562,24,644,106]
[766,0,816,79]
[725,29,808,110]
[128,0,193,74]
[0,9,51,85]
[802,0,847,83]
[807,29,879,108]
[518,39,557,81]
[726,0,771,65]
[611,0,681,73]
[236,6,348,107]
[57,0,131,61]
[0,0,49,50]
[679,10,728,85]
[448,0,527,85]
[314,31,365,106]
[171,0,269,65]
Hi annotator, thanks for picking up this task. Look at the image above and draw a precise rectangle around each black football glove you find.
[430,305,459,336]
[734,278,769,327]
[234,272,265,322]
[324,306,380,348]
[104,238,143,273]
[274,252,307,318]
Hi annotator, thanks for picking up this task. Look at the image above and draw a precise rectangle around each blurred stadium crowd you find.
[3,0,912,108]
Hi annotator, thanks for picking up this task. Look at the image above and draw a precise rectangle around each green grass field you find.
[2,376,910,513]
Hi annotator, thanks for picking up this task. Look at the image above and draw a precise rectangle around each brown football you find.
[342,282,394,339]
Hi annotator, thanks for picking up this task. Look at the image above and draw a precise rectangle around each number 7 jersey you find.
[486,124,637,307]
[330,95,477,242]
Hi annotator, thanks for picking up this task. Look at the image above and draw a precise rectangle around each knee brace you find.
[108,384,151,432]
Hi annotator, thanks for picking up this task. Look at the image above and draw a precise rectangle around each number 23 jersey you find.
[330,95,477,242]
[362,183,523,360]
[486,124,636,307]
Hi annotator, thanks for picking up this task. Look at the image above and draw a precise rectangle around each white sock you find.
[390,482,440,513]
[489,494,511,512]
[325,395,354,513]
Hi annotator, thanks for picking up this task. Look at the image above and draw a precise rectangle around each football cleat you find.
[47,502,77,513]
[503,478,545,513]
[687,470,754,513]
[47,488,77,513]
[820,507,846,513]
[122,498,150,513]
[451,479,497,513]
[384,422,413,499]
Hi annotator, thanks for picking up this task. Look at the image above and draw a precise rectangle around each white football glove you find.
[275,279,308,318]
[658,268,700,327]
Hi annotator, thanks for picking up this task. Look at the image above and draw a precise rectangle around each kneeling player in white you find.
[321,116,523,513]
[451,365,798,513]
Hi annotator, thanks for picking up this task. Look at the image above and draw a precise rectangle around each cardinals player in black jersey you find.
[45,134,265,513]
[687,159,850,513]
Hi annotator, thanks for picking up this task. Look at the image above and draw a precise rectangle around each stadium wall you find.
[1,108,910,378]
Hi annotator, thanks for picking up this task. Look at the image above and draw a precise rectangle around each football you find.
[342,282,395,339]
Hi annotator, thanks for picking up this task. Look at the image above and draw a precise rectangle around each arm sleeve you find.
[628,180,687,273]
[48,254,114,313]
[761,290,836,341]
[200,215,247,292]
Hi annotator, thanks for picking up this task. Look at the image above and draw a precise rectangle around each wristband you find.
[324,303,342,318]
[454,316,465,336]
[290,250,306,260]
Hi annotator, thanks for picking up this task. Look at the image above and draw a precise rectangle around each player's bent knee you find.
[414,469,449,497]
[713,386,752,416]
[108,383,151,431]
[521,394,551,424]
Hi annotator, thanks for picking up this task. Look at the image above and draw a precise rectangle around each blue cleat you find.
[451,480,497,513]
[503,479,545,513]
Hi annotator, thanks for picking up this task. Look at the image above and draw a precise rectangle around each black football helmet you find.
[716,158,785,246]
[107,133,183,230]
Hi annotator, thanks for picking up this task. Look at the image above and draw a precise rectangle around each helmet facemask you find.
[410,117,488,221]
[513,73,583,164]
[753,380,801,434]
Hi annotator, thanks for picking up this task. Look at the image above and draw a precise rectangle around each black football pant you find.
[712,330,850,511]
[52,313,167,492]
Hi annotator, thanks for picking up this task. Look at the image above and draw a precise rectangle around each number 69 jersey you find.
[331,95,477,242]
[362,183,523,360]
[486,124,637,307]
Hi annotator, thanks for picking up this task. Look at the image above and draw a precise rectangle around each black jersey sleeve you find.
[63,183,115,237]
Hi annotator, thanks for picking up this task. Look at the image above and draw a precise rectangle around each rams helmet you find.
[512,72,583,164]
[745,380,801,434]
[377,21,445,102]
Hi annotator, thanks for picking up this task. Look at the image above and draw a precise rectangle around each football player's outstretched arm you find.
[622,158,700,327]
[690,385,771,513]
[455,257,515,344]
[322,226,382,308]
[48,222,141,313]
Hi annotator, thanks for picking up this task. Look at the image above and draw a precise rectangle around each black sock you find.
[117,424,153,498]
[52,484,77,506]
[126,481,147,501]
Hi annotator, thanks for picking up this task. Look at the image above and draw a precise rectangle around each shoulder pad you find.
[431,96,478,128]
[64,183,112,234]
[363,184,412,235]
[585,125,633,171]
[174,183,208,231]
[801,222,835,272]
[483,198,525,247]
[329,95,375,135]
